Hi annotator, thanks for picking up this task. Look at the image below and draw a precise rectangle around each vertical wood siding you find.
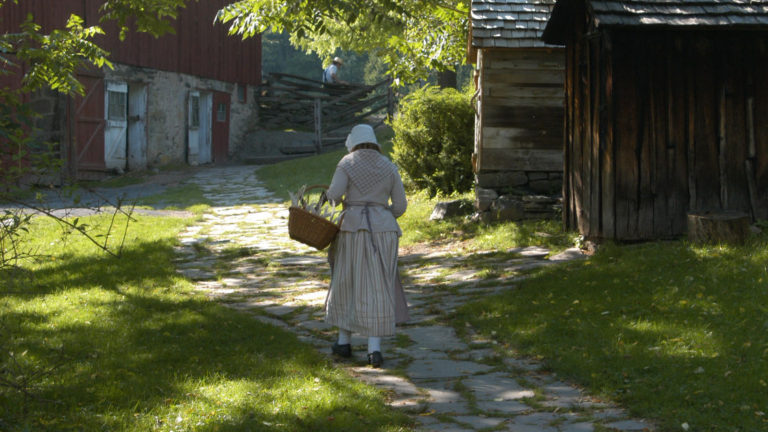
[0,0,261,86]
[564,27,768,241]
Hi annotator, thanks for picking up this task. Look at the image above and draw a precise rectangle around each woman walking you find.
[325,124,408,368]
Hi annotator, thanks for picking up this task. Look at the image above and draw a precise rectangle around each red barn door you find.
[70,69,106,177]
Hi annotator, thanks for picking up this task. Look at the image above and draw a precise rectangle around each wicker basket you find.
[288,185,340,250]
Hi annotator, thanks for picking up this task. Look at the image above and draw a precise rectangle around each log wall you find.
[564,27,768,240]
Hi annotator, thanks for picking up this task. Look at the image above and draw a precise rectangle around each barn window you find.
[217,103,227,122]
[107,90,126,121]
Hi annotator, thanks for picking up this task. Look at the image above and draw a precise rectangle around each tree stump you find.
[687,211,750,245]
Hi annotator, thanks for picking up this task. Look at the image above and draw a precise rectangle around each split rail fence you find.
[256,73,394,153]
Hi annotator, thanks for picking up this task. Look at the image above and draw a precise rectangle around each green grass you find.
[456,238,768,432]
[0,215,414,431]
[257,148,349,201]
[136,184,212,214]
[398,190,573,252]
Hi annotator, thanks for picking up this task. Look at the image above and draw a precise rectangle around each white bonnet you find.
[345,124,380,152]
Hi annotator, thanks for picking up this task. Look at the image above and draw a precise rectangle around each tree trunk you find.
[687,211,750,245]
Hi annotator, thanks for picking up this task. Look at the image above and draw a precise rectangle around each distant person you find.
[322,57,347,84]
[324,124,408,368]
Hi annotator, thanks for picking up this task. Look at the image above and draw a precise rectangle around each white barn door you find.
[104,81,128,171]
[187,91,213,165]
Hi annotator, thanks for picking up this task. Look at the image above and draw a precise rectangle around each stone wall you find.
[107,64,257,167]
[475,170,562,222]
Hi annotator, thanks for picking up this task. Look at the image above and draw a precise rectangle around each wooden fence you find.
[256,73,394,153]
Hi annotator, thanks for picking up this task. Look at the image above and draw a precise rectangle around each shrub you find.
[391,85,474,197]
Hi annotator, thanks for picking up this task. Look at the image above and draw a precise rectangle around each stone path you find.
[173,165,655,432]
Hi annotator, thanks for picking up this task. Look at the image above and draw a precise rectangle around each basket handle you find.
[305,184,329,192]
[302,184,335,213]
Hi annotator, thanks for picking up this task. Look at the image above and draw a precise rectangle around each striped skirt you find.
[325,230,403,337]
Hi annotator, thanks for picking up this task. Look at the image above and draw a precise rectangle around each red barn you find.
[0,0,261,180]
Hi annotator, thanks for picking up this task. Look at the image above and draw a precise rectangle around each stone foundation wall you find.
[108,64,257,167]
[475,170,562,221]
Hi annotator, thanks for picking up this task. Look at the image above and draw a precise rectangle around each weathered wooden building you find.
[0,0,261,180]
[543,0,768,241]
[469,0,564,220]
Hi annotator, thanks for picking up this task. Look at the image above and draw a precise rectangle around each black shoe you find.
[367,351,383,368]
[331,342,351,358]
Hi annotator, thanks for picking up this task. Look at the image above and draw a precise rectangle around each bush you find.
[391,85,474,197]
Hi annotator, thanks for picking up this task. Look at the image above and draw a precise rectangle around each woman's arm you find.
[390,170,407,218]
[326,168,348,203]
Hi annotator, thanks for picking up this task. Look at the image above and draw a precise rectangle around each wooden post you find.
[314,98,322,154]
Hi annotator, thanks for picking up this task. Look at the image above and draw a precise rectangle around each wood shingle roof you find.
[544,0,768,44]
[589,0,768,26]
[470,0,559,48]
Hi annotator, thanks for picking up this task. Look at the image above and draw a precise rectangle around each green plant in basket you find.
[288,184,344,250]
[289,184,343,225]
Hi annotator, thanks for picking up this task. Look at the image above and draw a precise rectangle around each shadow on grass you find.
[1,238,411,431]
[457,240,768,431]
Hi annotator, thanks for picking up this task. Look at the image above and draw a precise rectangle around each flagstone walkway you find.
[173,165,655,432]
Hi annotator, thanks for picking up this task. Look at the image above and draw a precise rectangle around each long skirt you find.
[324,230,407,337]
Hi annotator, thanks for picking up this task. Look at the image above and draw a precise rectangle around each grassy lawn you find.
[456,239,768,431]
[0,214,414,431]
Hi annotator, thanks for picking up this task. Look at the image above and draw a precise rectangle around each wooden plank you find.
[687,54,698,213]
[722,40,750,214]
[483,105,563,128]
[483,96,564,108]
[487,85,564,99]
[563,42,575,230]
[487,57,565,71]
[601,31,616,240]
[635,39,654,240]
[668,35,690,236]
[480,148,563,171]
[613,33,639,240]
[573,38,587,235]
[651,35,671,237]
[692,39,721,212]
[476,49,485,172]
[588,36,600,238]
[718,84,728,208]
[482,127,562,150]
[485,69,565,85]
